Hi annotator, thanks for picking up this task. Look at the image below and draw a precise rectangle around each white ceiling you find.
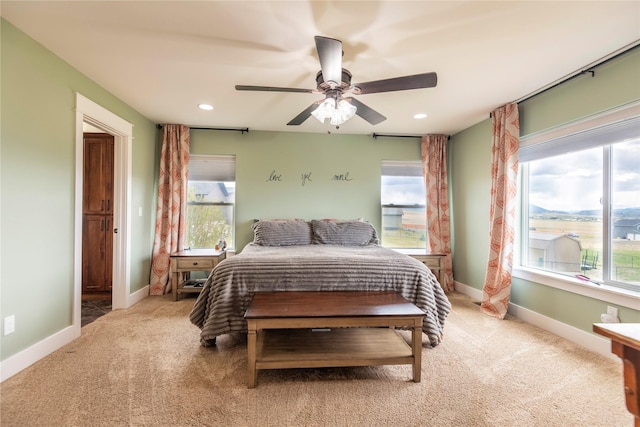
[2,1,639,136]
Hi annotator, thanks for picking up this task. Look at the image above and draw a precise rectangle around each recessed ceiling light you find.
[198,103,214,111]
[414,113,427,119]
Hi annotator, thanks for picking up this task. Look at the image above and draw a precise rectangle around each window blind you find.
[381,160,423,176]
[188,155,236,181]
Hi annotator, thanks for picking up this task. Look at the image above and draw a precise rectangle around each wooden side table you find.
[409,253,446,285]
[593,323,640,426]
[170,249,226,301]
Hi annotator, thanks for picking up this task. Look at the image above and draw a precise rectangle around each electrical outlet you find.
[600,313,620,323]
[607,306,619,318]
[4,315,15,335]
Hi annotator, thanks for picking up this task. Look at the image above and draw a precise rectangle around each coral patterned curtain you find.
[149,124,190,295]
[421,134,455,292]
[481,103,520,318]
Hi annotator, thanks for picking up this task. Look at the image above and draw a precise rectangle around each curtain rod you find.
[515,41,640,105]
[371,133,451,140]
[371,133,422,139]
[156,124,249,134]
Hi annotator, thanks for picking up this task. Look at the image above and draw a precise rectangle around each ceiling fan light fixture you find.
[311,97,335,123]
[332,99,357,125]
[311,97,357,125]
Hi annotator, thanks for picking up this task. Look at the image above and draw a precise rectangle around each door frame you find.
[74,93,133,326]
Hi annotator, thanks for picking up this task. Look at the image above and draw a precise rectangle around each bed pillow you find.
[311,219,379,246]
[252,219,313,246]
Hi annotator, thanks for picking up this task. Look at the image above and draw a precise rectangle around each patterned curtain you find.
[481,103,520,318]
[421,134,455,292]
[149,124,190,295]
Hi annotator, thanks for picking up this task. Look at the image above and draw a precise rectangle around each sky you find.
[381,176,425,205]
[529,140,640,212]
[382,140,640,213]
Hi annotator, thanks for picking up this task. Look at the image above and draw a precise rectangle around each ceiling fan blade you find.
[314,36,343,86]
[287,102,320,126]
[348,98,386,125]
[353,72,437,94]
[235,85,315,94]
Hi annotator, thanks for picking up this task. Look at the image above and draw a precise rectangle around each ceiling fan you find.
[235,36,437,126]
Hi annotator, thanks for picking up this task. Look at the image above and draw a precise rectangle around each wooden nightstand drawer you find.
[412,255,441,269]
[176,258,214,270]
[407,254,445,285]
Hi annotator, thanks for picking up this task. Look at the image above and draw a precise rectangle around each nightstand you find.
[409,254,446,285]
[170,249,226,301]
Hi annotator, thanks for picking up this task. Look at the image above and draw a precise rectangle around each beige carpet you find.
[0,292,630,427]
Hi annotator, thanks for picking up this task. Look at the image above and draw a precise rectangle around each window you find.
[380,160,427,249]
[519,109,640,292]
[187,155,236,250]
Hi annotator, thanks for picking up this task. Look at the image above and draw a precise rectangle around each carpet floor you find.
[0,292,631,426]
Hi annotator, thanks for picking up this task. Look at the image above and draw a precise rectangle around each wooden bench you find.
[244,291,425,388]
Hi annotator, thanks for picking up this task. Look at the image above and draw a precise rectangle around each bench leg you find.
[247,322,257,388]
[412,321,422,382]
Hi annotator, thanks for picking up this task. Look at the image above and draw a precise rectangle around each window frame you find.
[380,160,427,250]
[186,155,236,250]
[514,101,640,310]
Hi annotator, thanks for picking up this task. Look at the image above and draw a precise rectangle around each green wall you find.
[449,119,492,285]
[1,20,157,360]
[449,47,640,333]
[190,130,422,250]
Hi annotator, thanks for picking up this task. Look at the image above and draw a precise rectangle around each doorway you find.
[74,93,133,331]
[81,129,114,325]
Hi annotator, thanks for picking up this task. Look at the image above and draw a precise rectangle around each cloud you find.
[381,176,425,205]
[529,141,640,211]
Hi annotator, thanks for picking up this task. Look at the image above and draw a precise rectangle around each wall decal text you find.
[266,170,283,182]
[331,172,353,182]
[301,172,313,186]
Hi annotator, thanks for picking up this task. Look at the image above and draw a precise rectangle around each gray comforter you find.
[189,243,451,347]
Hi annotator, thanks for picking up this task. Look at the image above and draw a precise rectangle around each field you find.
[382,212,640,284]
[530,217,640,283]
[380,209,426,248]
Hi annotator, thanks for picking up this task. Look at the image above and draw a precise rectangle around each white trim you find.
[74,93,134,313]
[520,100,640,146]
[0,286,148,383]
[513,267,639,310]
[128,284,149,307]
[454,281,483,301]
[454,281,617,360]
[0,286,148,382]
[507,300,615,360]
[0,324,79,382]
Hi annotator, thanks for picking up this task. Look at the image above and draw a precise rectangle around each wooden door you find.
[83,133,113,214]
[82,215,108,291]
[82,133,114,293]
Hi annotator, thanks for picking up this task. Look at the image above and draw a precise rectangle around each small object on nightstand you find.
[217,238,227,250]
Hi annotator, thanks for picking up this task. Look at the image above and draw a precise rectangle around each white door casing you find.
[74,93,133,324]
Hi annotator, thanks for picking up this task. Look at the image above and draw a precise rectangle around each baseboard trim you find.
[127,285,149,307]
[2,286,149,383]
[454,281,615,360]
[0,324,80,382]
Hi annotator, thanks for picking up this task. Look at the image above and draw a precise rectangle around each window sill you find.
[391,248,428,256]
[512,266,639,310]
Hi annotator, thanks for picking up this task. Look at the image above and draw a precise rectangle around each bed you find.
[189,219,451,347]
